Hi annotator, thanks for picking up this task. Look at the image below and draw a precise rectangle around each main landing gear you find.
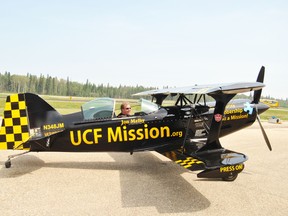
[222,173,238,181]
[197,163,244,181]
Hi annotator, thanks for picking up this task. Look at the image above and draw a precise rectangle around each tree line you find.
[0,72,155,99]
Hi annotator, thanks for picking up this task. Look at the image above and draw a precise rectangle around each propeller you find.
[253,66,272,151]
[256,111,272,151]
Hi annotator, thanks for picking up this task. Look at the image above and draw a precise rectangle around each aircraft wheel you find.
[5,160,11,168]
[222,173,238,181]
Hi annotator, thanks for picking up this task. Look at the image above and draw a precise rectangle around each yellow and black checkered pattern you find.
[161,150,205,171]
[175,157,204,169]
[0,94,30,150]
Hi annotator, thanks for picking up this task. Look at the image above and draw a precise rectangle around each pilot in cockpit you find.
[117,102,132,118]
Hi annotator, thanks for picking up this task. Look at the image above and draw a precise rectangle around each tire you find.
[5,161,11,168]
[222,173,238,181]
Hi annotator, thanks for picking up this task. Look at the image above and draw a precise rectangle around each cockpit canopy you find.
[81,98,160,120]
[82,98,115,120]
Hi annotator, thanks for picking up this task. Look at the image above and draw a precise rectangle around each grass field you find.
[258,108,288,121]
[0,93,287,121]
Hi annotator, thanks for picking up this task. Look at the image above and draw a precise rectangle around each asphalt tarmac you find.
[0,122,287,216]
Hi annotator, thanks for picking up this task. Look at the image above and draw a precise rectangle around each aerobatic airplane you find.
[0,66,271,181]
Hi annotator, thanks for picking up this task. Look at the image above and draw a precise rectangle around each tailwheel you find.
[5,160,11,168]
[222,173,238,181]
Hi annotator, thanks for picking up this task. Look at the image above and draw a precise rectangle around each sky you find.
[0,0,287,99]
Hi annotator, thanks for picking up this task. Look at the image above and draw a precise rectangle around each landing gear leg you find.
[4,151,30,168]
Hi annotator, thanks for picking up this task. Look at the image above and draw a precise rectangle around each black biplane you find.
[0,66,271,181]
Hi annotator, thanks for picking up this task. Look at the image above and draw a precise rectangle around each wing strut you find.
[197,93,236,153]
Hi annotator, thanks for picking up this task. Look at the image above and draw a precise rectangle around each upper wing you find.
[133,82,265,96]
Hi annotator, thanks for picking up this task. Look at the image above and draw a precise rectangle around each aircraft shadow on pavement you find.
[0,152,210,213]
[110,152,210,213]
[0,154,45,178]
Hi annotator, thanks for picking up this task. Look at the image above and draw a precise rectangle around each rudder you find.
[0,93,30,150]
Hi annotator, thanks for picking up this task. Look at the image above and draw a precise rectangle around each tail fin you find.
[0,93,65,150]
[0,94,30,150]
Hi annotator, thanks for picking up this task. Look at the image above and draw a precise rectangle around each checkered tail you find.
[0,94,31,150]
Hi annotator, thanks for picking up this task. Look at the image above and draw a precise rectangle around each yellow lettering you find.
[121,120,129,126]
[160,126,170,137]
[122,126,128,141]
[70,124,179,146]
[226,104,236,109]
[219,165,244,173]
[43,123,65,130]
[230,114,248,120]
[70,130,81,146]
[108,127,122,142]
[149,127,159,139]
[224,108,243,115]
[144,124,149,139]
[136,128,144,140]
[93,128,102,144]
[220,166,235,172]
[83,129,93,144]
[235,164,244,170]
[128,129,136,141]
